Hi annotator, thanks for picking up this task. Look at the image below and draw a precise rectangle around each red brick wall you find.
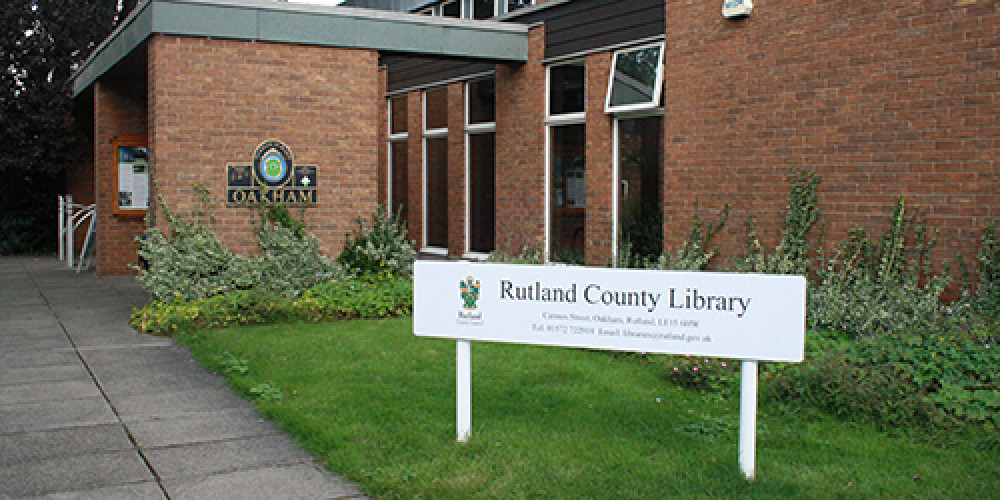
[93,78,147,275]
[495,25,547,255]
[662,0,1000,269]
[447,82,467,256]
[585,51,613,265]
[146,36,380,259]
[406,91,424,248]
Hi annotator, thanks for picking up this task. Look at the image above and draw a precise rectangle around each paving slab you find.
[0,379,103,405]
[128,408,283,449]
[162,463,368,500]
[0,397,117,434]
[144,434,315,480]
[24,481,166,500]
[0,364,90,386]
[0,424,134,467]
[0,450,154,498]
[0,350,81,370]
[113,387,257,421]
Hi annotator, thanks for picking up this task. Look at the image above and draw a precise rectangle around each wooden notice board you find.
[111,135,149,217]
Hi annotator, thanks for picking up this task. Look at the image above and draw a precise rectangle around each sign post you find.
[415,261,805,480]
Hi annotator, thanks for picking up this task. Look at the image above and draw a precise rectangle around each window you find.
[441,0,461,17]
[605,42,665,113]
[466,78,496,255]
[471,0,495,19]
[548,61,585,117]
[614,116,663,265]
[546,61,586,263]
[504,0,533,14]
[388,96,408,223]
[423,87,449,252]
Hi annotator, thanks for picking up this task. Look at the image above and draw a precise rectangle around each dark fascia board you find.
[71,0,527,97]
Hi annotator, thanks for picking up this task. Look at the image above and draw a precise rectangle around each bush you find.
[338,207,416,277]
[808,198,950,338]
[130,274,414,335]
[137,196,345,302]
[766,329,999,431]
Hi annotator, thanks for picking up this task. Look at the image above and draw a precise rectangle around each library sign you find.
[414,261,806,480]
[415,261,805,362]
[227,140,318,205]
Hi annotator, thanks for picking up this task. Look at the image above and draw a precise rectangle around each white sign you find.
[723,0,753,18]
[414,261,805,362]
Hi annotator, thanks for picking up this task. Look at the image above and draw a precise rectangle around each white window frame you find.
[387,97,408,218]
[464,77,497,259]
[502,0,534,15]
[545,61,586,263]
[422,87,449,256]
[605,41,665,114]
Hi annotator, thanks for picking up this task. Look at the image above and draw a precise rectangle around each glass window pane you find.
[550,124,585,263]
[473,0,494,19]
[390,141,409,225]
[425,87,448,130]
[390,96,407,135]
[617,116,662,262]
[608,45,662,110]
[442,0,461,17]
[506,0,532,13]
[469,133,495,253]
[468,78,495,125]
[549,62,585,116]
[425,137,449,248]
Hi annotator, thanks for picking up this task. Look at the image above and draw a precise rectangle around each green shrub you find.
[807,197,950,338]
[488,237,544,264]
[130,274,413,335]
[251,221,345,297]
[767,329,999,431]
[659,354,741,393]
[970,220,1000,319]
[338,207,416,277]
[137,194,345,302]
[136,206,251,302]
[640,203,729,271]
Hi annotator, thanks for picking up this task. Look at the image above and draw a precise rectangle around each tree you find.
[0,0,120,253]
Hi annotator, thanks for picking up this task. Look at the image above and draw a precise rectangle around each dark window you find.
[468,78,495,125]
[506,0,532,13]
[550,124,585,263]
[425,87,448,130]
[425,137,449,248]
[473,0,494,19]
[468,133,495,253]
[442,0,460,18]
[549,62,585,116]
[617,116,662,262]
[390,141,409,224]
[390,96,407,135]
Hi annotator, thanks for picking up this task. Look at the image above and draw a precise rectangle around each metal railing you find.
[58,195,96,272]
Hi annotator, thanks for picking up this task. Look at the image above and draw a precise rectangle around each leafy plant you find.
[643,202,729,271]
[338,207,416,277]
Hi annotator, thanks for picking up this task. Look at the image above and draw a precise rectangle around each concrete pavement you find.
[0,257,368,499]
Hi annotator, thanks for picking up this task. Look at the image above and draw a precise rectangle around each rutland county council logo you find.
[460,277,481,310]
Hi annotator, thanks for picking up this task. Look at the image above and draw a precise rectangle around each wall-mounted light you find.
[723,0,753,18]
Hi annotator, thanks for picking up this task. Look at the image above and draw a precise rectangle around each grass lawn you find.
[177,317,999,499]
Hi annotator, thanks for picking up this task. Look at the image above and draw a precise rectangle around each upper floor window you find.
[467,77,496,126]
[471,0,495,19]
[548,61,585,118]
[504,0,534,14]
[605,42,665,114]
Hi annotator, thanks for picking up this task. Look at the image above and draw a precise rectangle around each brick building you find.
[71,0,999,275]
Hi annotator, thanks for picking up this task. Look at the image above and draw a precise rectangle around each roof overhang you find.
[71,0,529,97]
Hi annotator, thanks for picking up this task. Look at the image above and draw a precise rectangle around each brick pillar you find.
[585,51,614,266]
[447,82,467,256]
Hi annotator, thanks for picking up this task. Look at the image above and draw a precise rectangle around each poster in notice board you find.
[112,136,149,216]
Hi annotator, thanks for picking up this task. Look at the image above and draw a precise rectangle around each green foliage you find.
[136,192,345,302]
[487,237,544,264]
[338,207,416,277]
[641,203,729,271]
[971,220,1000,319]
[808,197,950,338]
[659,355,741,393]
[731,169,820,275]
[303,273,414,319]
[216,352,250,376]
[618,198,663,264]
[767,329,999,431]
[129,275,413,335]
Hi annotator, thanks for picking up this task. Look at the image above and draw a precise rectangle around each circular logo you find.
[260,153,287,183]
[253,140,294,187]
